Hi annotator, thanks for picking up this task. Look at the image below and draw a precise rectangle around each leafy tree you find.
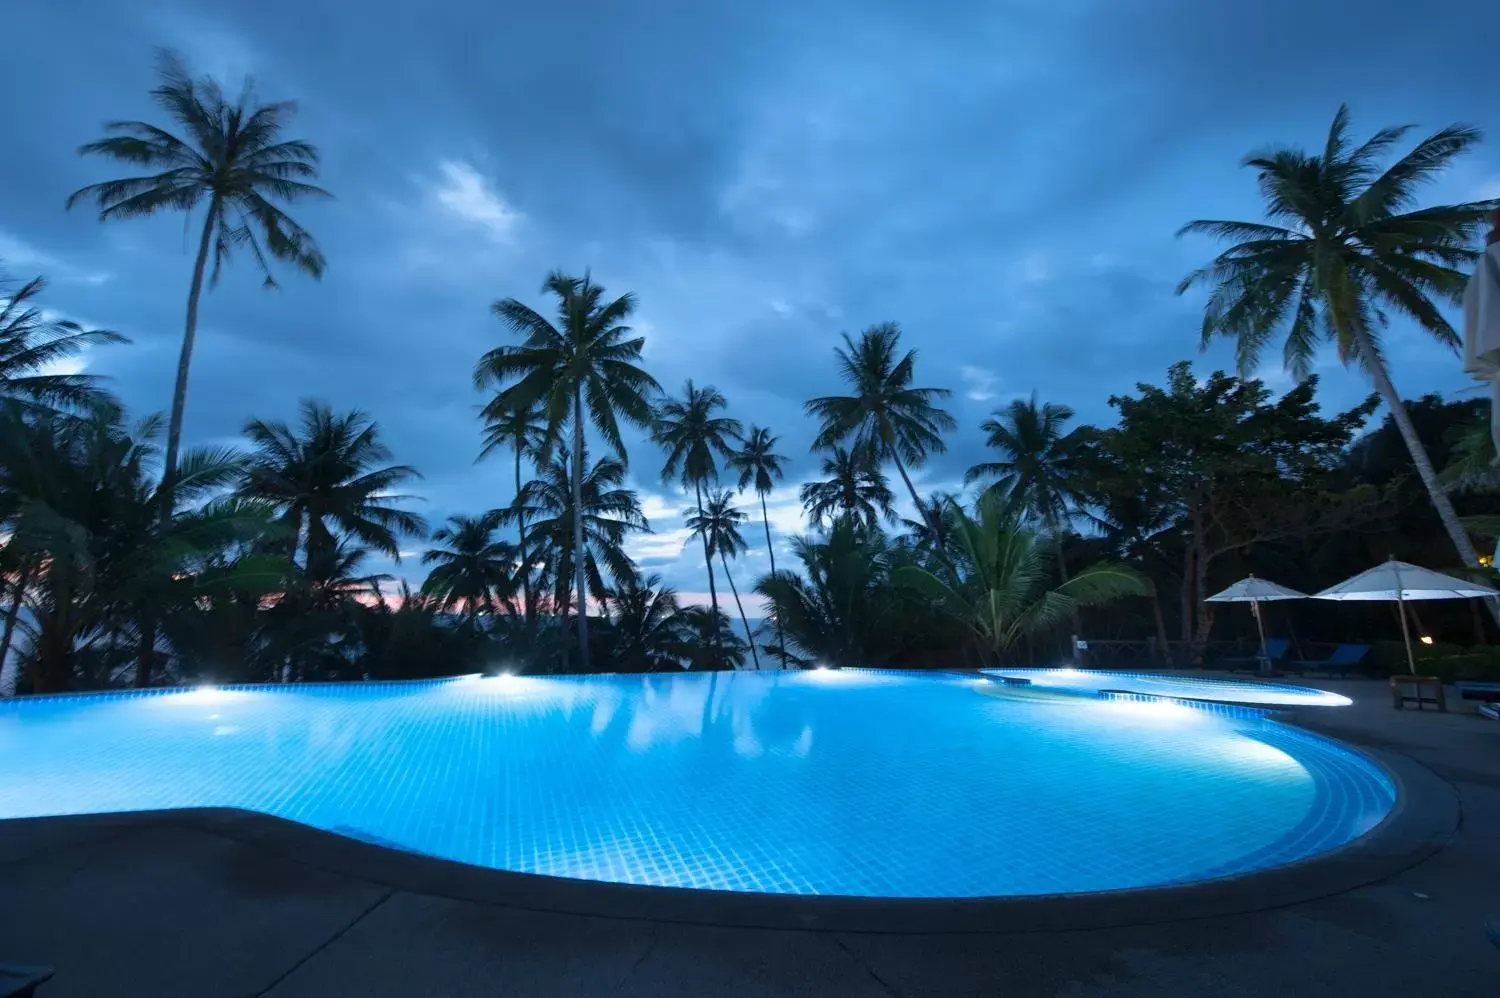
[806,322,954,534]
[0,272,126,412]
[727,425,787,663]
[1088,362,1386,652]
[478,399,547,620]
[504,446,647,645]
[652,380,742,664]
[685,489,761,668]
[800,445,895,529]
[474,272,660,669]
[354,582,492,680]
[67,49,329,515]
[421,513,516,622]
[1177,104,1499,594]
[895,495,1147,666]
[240,400,427,572]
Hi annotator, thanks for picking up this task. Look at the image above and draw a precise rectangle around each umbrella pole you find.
[1251,599,1269,676]
[1397,590,1417,676]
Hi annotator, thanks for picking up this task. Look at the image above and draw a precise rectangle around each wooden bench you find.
[1390,675,1446,712]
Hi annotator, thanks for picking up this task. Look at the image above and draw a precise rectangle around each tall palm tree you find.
[0,273,126,412]
[806,322,954,534]
[727,425,787,664]
[800,445,896,529]
[478,399,547,620]
[474,272,660,670]
[67,49,329,515]
[1177,104,1500,592]
[651,380,742,662]
[239,400,427,574]
[895,495,1147,665]
[685,489,761,669]
[965,393,1086,598]
[421,513,516,621]
[504,446,647,633]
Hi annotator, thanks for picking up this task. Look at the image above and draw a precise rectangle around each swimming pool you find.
[981,668,1355,706]
[0,670,1392,898]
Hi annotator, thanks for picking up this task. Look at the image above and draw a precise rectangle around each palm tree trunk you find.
[0,561,33,696]
[570,391,590,671]
[694,480,722,665]
[136,203,218,689]
[1048,512,1080,662]
[719,552,761,669]
[1352,327,1500,627]
[1150,586,1172,667]
[759,492,788,668]
[889,453,931,534]
[514,442,532,623]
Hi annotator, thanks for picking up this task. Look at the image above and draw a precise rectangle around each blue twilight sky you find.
[3,0,1499,607]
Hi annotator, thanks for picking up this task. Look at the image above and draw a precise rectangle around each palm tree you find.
[478,400,547,620]
[240,400,427,574]
[755,519,904,668]
[651,381,742,663]
[806,322,954,534]
[800,445,895,529]
[67,49,329,515]
[685,489,761,669]
[0,272,126,412]
[965,394,1087,648]
[1177,104,1500,592]
[421,513,516,621]
[727,425,787,664]
[604,574,688,672]
[474,272,660,670]
[677,607,748,671]
[504,446,647,639]
[894,495,1147,665]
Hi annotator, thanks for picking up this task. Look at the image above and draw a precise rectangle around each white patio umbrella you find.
[1313,557,1500,674]
[1205,575,1308,674]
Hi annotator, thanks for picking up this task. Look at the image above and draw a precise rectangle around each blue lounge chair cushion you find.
[1288,644,1369,673]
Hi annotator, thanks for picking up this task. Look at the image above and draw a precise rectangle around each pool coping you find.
[0,725,1458,934]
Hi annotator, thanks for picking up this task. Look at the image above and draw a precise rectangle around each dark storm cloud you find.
[3,0,1498,598]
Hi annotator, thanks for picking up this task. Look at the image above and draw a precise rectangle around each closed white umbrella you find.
[1314,557,1500,674]
[1205,575,1307,675]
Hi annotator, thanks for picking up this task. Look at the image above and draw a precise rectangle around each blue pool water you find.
[0,670,1393,898]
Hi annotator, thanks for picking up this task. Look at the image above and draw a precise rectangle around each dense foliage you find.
[3,56,1500,693]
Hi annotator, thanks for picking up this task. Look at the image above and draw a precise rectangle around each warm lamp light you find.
[1419,635,1434,646]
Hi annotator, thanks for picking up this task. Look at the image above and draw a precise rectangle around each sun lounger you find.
[0,964,53,998]
[1222,638,1290,673]
[1454,681,1500,703]
[1288,643,1369,678]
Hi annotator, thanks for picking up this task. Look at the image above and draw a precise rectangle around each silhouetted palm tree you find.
[421,513,516,621]
[1178,104,1500,587]
[800,445,895,529]
[474,272,660,669]
[67,49,329,512]
[506,446,647,630]
[604,574,689,672]
[806,322,954,533]
[239,400,427,573]
[728,425,787,664]
[0,273,125,412]
[685,489,761,669]
[652,380,742,663]
[478,399,547,620]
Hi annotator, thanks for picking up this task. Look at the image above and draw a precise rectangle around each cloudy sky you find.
[4,0,1499,607]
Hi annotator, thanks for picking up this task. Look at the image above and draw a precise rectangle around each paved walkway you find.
[2,678,1496,997]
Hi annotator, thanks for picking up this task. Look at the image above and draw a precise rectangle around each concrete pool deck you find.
[2,675,1497,997]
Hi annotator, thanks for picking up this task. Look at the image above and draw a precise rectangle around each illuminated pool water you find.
[981,668,1355,706]
[0,670,1392,898]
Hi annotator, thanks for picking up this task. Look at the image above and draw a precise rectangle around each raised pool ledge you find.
[0,741,1456,935]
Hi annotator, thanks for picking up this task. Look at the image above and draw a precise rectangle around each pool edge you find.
[0,733,1456,934]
